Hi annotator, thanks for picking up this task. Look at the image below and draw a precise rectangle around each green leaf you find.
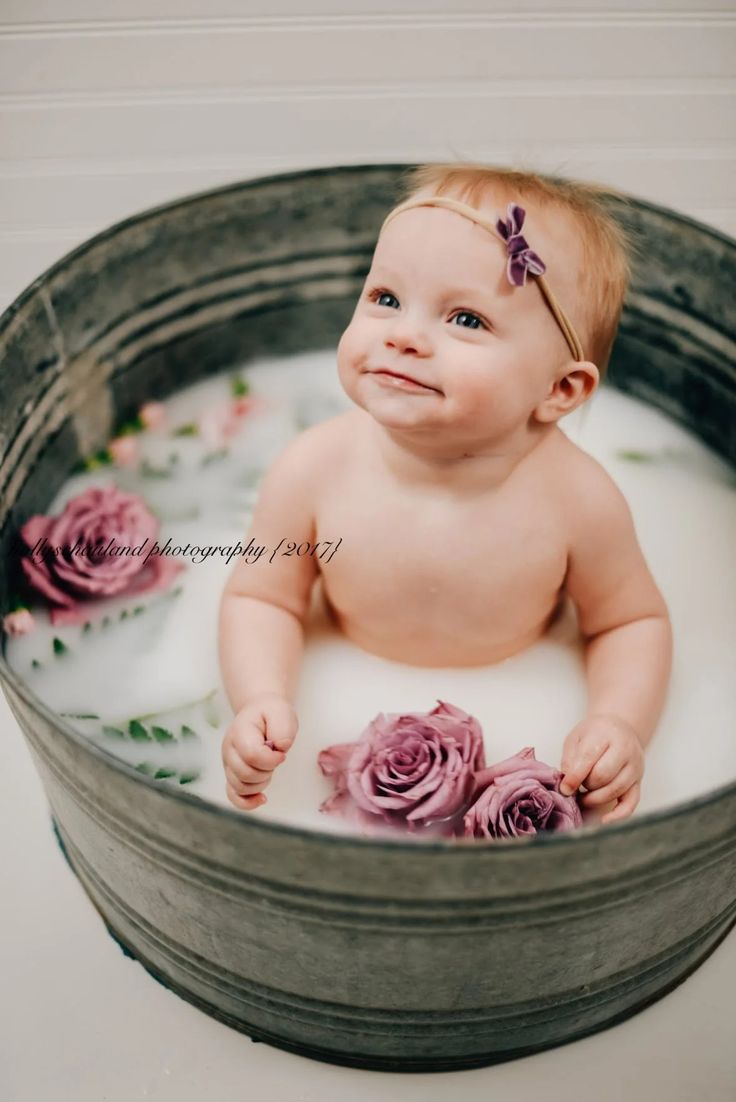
[230,375,250,398]
[82,621,92,634]
[140,458,174,479]
[151,724,175,743]
[84,448,113,471]
[52,637,69,656]
[179,770,201,785]
[180,724,198,741]
[31,659,42,670]
[128,719,152,742]
[117,414,144,436]
[133,606,145,616]
[120,609,129,620]
[61,711,99,719]
[102,725,126,740]
[172,422,198,437]
[616,449,655,463]
[200,448,229,467]
[154,767,177,780]
[135,761,155,775]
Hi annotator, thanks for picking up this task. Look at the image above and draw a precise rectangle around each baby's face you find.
[337,197,584,446]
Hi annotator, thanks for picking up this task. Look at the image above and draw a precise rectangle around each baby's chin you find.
[352,386,446,432]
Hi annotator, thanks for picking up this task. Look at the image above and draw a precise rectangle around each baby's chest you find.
[316,489,568,620]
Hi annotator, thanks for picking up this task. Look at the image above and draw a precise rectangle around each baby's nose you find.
[384,314,432,356]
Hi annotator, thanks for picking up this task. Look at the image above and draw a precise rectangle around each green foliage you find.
[201,449,229,467]
[230,375,250,397]
[151,725,175,743]
[140,457,177,479]
[83,448,113,471]
[616,449,655,463]
[102,725,126,740]
[128,719,152,741]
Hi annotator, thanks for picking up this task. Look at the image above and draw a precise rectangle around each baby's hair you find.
[394,161,642,381]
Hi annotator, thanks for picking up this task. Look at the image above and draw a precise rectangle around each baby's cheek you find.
[451,376,499,422]
[336,323,364,372]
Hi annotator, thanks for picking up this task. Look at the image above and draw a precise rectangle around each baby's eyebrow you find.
[441,285,500,305]
[370,270,501,305]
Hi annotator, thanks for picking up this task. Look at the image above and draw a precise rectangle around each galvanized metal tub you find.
[1,165,734,1072]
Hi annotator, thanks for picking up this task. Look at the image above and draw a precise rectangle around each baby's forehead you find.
[376,192,584,312]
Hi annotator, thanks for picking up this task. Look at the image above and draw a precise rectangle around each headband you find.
[379,195,585,363]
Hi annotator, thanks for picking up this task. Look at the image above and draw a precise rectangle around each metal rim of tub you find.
[0,163,734,1073]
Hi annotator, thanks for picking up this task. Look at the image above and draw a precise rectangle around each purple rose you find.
[463,746,582,840]
[19,484,184,626]
[318,700,486,836]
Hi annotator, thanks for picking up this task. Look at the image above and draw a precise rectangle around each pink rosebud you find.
[197,401,240,449]
[240,394,270,415]
[232,394,266,417]
[318,700,486,836]
[18,483,186,625]
[2,608,36,636]
[108,435,138,467]
[197,394,265,449]
[463,746,583,840]
[139,401,166,430]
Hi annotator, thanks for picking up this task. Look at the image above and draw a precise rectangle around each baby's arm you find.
[218,428,323,811]
[557,459,673,822]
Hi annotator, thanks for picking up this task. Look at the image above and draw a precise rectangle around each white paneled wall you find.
[0,1,734,312]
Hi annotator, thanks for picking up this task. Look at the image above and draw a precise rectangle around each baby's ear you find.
[533,361,599,423]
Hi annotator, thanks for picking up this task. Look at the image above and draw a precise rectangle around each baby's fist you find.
[222,693,298,812]
[559,713,645,824]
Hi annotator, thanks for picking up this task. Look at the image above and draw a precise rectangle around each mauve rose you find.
[20,484,185,626]
[318,700,486,835]
[463,746,582,840]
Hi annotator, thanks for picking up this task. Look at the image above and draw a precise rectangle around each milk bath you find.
[5,351,735,833]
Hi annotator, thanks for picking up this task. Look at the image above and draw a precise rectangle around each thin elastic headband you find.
[379,195,585,363]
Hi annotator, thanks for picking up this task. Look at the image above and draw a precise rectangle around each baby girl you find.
[218,162,673,825]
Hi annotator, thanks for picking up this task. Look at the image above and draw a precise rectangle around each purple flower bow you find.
[495,203,547,287]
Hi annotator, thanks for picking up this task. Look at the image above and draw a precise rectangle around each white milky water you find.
[5,351,736,834]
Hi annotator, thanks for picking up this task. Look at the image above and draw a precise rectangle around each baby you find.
[218,162,673,825]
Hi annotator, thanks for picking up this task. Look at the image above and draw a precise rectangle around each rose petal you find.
[320,700,485,829]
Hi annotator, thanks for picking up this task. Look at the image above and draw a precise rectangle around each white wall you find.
[1,0,734,312]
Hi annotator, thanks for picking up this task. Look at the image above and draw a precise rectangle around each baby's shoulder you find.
[551,431,633,530]
[267,409,358,482]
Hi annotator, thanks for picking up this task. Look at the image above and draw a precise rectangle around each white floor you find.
[0,688,734,1102]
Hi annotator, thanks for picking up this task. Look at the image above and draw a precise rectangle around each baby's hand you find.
[221,693,298,812]
[559,713,645,824]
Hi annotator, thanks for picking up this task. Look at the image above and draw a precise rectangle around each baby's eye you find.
[368,289,399,309]
[451,310,485,330]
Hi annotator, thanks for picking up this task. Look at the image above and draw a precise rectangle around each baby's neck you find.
[366,416,557,496]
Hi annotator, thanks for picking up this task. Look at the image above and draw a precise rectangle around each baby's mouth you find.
[368,368,443,394]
